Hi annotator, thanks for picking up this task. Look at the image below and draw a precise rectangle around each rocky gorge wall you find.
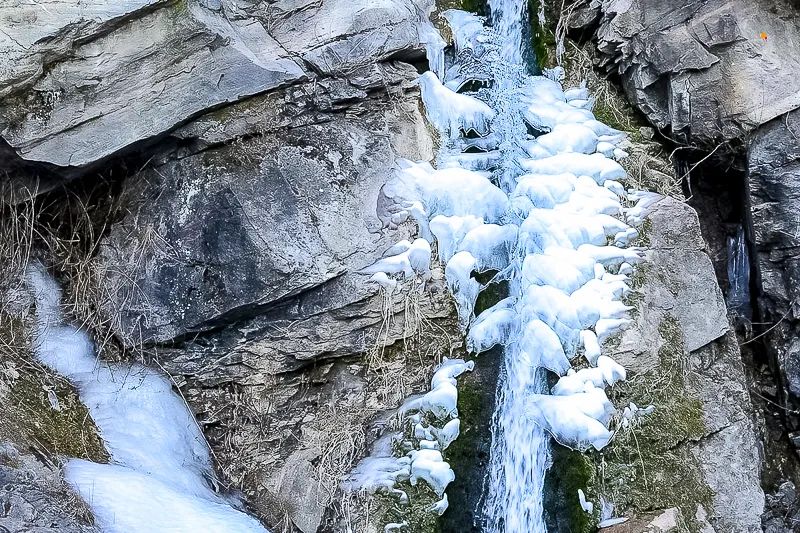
[566,0,800,530]
[1,1,455,530]
[0,0,793,532]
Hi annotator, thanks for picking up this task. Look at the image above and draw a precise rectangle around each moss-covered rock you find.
[0,314,107,463]
[0,313,108,463]
[544,444,597,533]
[597,316,713,532]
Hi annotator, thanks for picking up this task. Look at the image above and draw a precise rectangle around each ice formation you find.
[26,266,268,533]
[342,358,473,507]
[358,0,662,526]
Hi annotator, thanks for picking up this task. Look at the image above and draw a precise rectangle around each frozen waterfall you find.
[362,0,652,529]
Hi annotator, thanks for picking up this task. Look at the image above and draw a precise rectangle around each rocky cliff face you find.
[1,0,454,531]
[602,196,763,532]
[570,0,800,527]
[0,0,788,531]
[572,0,800,146]
[749,109,800,399]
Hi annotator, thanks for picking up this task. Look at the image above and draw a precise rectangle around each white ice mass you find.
[26,266,268,533]
[335,0,670,523]
[342,358,473,505]
[354,0,662,527]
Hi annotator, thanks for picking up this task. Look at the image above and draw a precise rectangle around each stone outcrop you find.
[94,65,432,346]
[572,0,800,145]
[0,0,433,169]
[748,108,800,404]
[0,0,446,531]
[571,1,800,525]
[594,196,764,532]
[0,442,99,533]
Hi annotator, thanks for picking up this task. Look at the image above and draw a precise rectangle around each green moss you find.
[528,0,556,70]
[592,104,629,134]
[377,483,442,533]
[474,279,509,316]
[10,375,107,461]
[444,375,490,478]
[1,315,107,463]
[638,218,653,248]
[597,316,712,532]
[544,445,598,532]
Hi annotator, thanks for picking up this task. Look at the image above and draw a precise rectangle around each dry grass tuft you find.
[0,176,153,363]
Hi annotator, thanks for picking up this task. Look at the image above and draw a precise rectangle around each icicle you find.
[726,225,752,320]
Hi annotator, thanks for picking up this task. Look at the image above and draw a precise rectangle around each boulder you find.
[93,66,432,345]
[0,0,434,169]
[575,0,800,144]
[605,197,763,532]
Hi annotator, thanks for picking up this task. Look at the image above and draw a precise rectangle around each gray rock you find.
[0,0,305,168]
[578,0,800,144]
[762,481,800,533]
[0,442,99,533]
[267,0,434,75]
[616,196,728,357]
[610,197,764,532]
[0,0,435,169]
[748,108,800,400]
[93,75,432,345]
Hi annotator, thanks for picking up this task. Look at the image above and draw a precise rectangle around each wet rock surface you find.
[763,481,800,533]
[749,108,800,399]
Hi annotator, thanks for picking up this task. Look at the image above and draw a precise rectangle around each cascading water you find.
[487,0,526,66]
[353,1,653,530]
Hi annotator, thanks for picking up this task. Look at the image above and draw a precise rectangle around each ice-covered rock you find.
[408,449,455,496]
[26,266,268,533]
[467,298,517,353]
[419,72,496,137]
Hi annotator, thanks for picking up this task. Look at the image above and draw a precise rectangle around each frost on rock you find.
[430,214,484,262]
[342,432,411,498]
[361,238,432,280]
[409,449,456,496]
[467,297,517,353]
[25,266,268,533]
[598,497,629,528]
[441,10,486,55]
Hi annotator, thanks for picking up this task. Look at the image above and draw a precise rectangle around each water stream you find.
[365,0,650,528]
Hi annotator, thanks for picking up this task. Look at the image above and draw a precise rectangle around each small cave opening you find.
[679,145,800,511]
[678,148,750,309]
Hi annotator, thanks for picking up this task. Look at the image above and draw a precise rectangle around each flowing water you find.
[479,2,551,531]
[399,1,645,529]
